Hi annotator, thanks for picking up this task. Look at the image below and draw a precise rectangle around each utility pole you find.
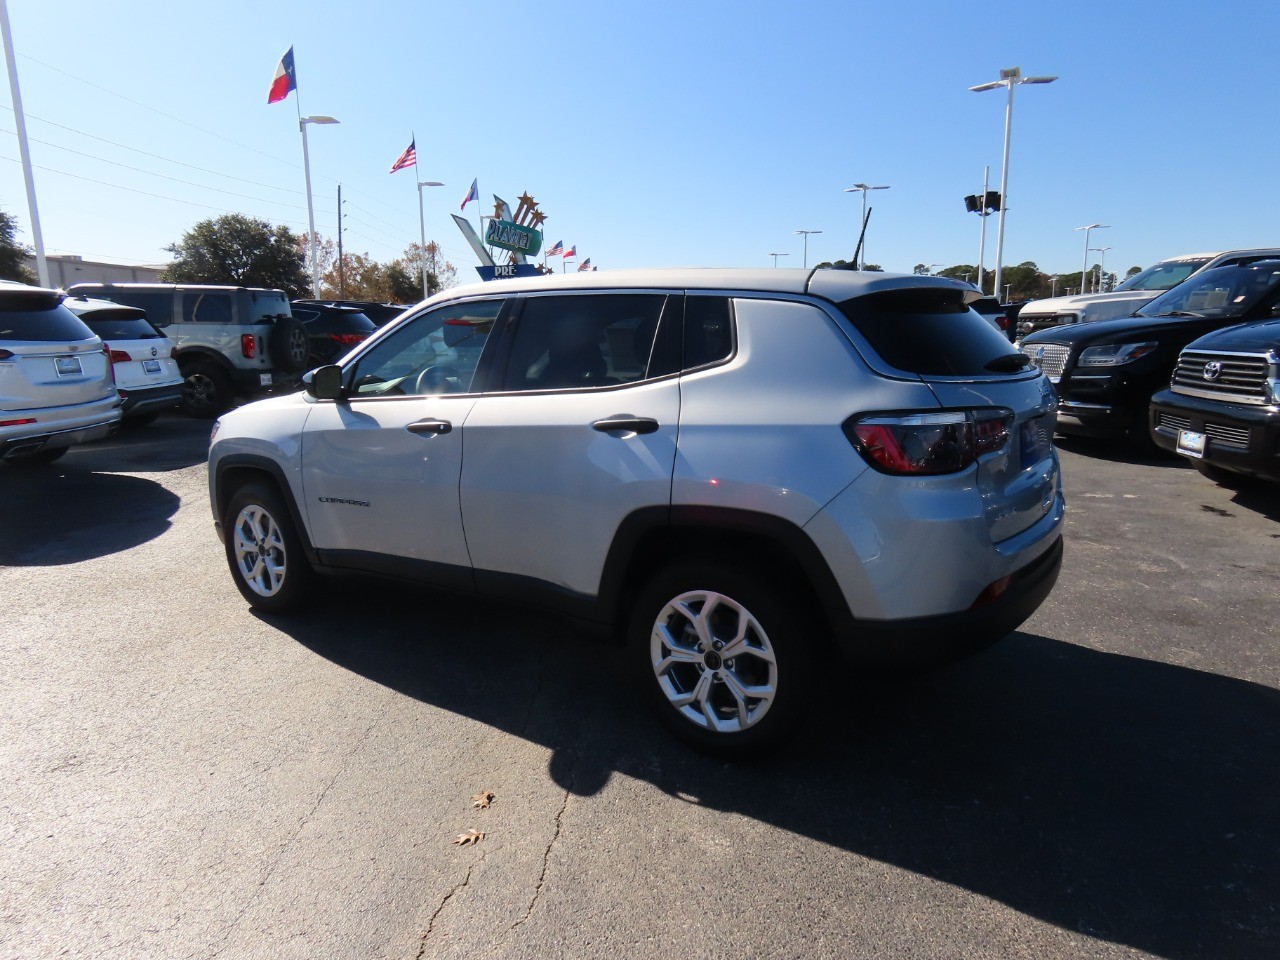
[336,184,344,299]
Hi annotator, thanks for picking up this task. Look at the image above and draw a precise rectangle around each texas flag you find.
[563,245,576,258]
[460,178,479,211]
[545,240,564,257]
[577,258,592,272]
[267,47,297,104]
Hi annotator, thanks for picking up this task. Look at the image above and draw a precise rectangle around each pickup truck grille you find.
[1020,342,1070,380]
[1172,350,1271,404]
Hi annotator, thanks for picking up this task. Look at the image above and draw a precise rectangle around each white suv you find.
[208,269,1065,754]
[0,282,121,465]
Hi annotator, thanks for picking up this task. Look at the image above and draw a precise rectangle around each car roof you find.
[66,281,286,295]
[432,267,975,304]
[62,295,147,317]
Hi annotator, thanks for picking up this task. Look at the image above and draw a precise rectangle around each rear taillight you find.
[329,333,367,346]
[0,348,13,360]
[996,315,1010,330]
[241,334,257,359]
[170,346,179,359]
[109,349,131,363]
[844,409,1013,475]
[0,417,37,426]
[101,343,117,385]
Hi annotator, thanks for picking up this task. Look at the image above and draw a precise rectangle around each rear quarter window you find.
[838,289,1021,376]
[79,314,163,340]
[0,304,96,342]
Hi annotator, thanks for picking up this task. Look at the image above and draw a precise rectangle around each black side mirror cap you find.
[304,364,344,400]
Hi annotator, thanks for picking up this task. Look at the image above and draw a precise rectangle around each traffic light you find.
[964,194,981,213]
[985,190,1002,211]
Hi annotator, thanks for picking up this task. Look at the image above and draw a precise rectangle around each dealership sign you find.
[485,218,542,256]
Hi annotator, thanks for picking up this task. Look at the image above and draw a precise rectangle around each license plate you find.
[54,356,82,376]
[142,359,162,374]
[1177,429,1206,459]
[259,373,273,387]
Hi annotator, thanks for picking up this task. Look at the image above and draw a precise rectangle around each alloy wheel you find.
[232,504,287,598]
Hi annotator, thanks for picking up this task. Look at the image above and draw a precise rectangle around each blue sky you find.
[1,0,1276,285]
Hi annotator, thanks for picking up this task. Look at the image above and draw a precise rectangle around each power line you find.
[0,153,335,231]
[0,104,320,199]
[0,126,315,212]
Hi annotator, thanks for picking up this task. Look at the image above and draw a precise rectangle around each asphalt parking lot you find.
[1,415,1277,960]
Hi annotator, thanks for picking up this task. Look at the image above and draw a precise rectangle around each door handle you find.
[406,418,453,435]
[592,417,659,435]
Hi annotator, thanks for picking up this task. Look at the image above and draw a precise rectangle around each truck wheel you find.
[629,560,815,757]
[181,362,232,419]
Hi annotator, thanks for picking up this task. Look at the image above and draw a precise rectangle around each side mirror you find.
[304,364,345,400]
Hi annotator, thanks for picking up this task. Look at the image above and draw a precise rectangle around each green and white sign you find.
[485,219,542,257]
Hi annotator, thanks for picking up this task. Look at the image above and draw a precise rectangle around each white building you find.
[26,254,167,288]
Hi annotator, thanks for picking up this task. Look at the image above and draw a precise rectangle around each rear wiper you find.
[985,353,1032,372]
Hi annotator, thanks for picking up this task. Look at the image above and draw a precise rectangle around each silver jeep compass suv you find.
[208,269,1065,754]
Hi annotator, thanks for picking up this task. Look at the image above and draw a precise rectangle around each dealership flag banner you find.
[267,47,297,104]
[460,178,479,211]
[389,139,417,174]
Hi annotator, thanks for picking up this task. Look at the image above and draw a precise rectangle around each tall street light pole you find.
[298,115,339,298]
[795,229,822,269]
[769,252,789,268]
[1075,223,1108,293]
[416,178,444,301]
[970,66,1057,302]
[1091,245,1112,292]
[843,183,889,269]
[0,0,47,286]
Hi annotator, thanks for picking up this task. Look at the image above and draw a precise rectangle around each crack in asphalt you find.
[204,709,384,959]
[414,854,484,958]
[509,747,578,933]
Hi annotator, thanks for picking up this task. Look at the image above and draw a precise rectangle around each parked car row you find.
[1020,257,1280,484]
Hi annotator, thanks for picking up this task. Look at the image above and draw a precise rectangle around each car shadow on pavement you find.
[0,465,180,566]
[269,586,1278,960]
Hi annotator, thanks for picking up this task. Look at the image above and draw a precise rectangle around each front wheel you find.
[223,482,314,613]
[628,561,816,757]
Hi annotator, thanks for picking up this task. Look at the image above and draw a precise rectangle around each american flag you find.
[389,139,416,174]
[577,258,592,272]
[545,240,564,257]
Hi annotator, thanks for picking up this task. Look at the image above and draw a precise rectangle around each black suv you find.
[1149,320,1280,483]
[1020,260,1280,453]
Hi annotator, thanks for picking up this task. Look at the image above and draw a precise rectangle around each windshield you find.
[1114,258,1210,292]
[1136,262,1280,319]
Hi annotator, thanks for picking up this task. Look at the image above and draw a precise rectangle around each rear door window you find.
[497,294,668,391]
[838,289,1021,376]
[182,292,233,324]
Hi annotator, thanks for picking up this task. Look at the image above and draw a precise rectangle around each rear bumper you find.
[832,534,1064,667]
[0,414,121,460]
[119,382,183,416]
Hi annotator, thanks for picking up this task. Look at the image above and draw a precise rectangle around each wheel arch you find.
[598,505,852,641]
[214,454,319,566]
[175,346,236,373]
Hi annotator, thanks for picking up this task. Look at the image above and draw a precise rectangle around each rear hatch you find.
[0,290,115,412]
[73,307,181,391]
[836,287,1060,543]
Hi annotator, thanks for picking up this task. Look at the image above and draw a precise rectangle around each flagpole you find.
[0,0,47,286]
[296,93,320,298]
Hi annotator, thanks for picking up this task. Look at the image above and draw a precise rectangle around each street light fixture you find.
[927,263,943,275]
[1075,223,1109,293]
[843,183,889,269]
[1090,245,1113,293]
[970,66,1057,303]
[416,178,445,301]
[299,115,340,298]
[794,229,822,269]
[769,252,790,268]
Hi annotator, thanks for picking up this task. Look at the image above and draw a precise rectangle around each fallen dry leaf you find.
[470,791,495,810]
[453,829,485,847]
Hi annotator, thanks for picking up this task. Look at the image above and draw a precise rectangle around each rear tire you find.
[181,362,233,419]
[223,481,315,613]
[628,560,816,758]
[270,316,311,373]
